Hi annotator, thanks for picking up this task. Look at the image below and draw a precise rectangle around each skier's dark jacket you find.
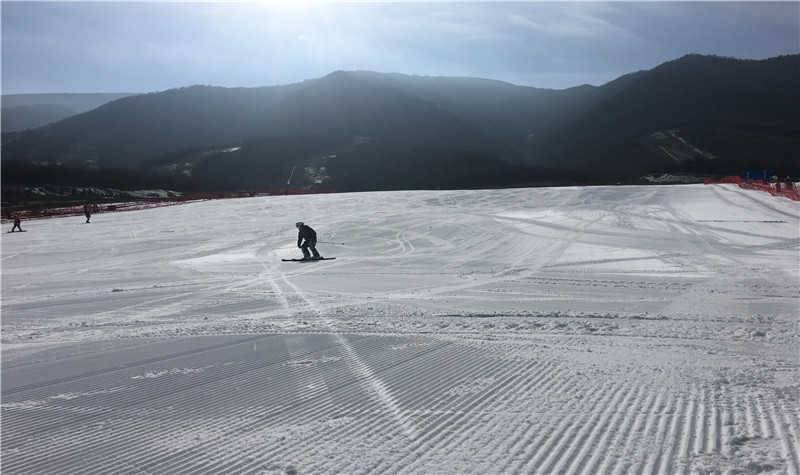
[297,224,317,246]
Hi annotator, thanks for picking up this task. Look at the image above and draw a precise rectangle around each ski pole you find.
[317,240,346,245]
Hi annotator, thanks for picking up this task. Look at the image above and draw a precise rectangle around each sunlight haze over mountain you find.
[2,1,797,93]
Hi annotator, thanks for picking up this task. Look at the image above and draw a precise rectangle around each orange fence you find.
[705,176,800,201]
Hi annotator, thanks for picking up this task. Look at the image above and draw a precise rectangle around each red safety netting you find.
[705,176,800,201]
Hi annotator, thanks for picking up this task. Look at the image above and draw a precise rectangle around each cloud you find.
[507,8,639,40]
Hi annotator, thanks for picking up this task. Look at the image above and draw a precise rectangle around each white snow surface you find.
[2,183,799,473]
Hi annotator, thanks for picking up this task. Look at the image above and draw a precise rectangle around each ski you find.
[282,257,336,262]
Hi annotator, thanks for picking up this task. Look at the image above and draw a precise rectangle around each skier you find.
[83,203,92,223]
[296,222,322,260]
[10,214,23,232]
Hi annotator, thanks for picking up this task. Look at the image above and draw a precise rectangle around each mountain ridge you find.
[1,93,137,132]
[3,54,798,192]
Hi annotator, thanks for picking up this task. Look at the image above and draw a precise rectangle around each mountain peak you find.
[321,70,359,81]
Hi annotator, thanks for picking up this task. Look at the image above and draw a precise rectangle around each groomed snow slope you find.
[2,184,798,473]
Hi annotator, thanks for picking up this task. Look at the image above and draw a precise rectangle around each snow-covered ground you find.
[2,184,798,473]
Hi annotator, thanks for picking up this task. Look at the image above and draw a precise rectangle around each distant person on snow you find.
[11,214,23,232]
[83,203,92,223]
[296,222,322,260]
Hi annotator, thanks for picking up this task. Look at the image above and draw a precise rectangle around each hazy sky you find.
[2,1,798,94]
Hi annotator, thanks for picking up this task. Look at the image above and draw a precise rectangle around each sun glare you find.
[253,0,318,11]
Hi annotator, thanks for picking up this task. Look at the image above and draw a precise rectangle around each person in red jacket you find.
[10,214,23,232]
[83,203,92,223]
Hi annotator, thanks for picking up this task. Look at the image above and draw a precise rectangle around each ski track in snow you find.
[2,184,798,473]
